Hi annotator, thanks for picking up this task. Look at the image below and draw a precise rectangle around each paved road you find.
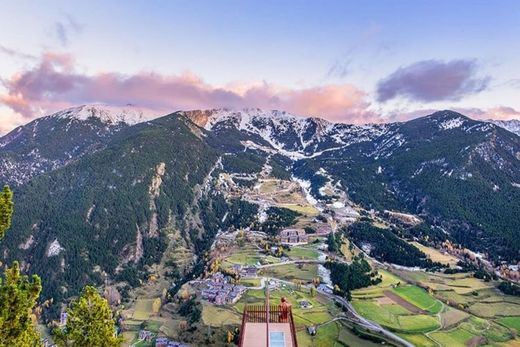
[252,254,414,345]
[250,274,414,347]
[320,291,415,347]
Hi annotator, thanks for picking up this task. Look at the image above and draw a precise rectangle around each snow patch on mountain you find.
[47,239,64,257]
[292,176,318,206]
[489,119,520,136]
[439,117,465,130]
[189,108,390,159]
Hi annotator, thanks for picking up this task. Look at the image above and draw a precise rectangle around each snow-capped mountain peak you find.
[184,108,389,159]
[49,104,158,125]
[184,108,308,131]
[0,104,163,186]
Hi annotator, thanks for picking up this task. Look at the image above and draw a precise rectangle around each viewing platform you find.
[239,303,298,347]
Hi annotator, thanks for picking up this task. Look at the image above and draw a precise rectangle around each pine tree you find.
[0,262,43,347]
[0,186,13,241]
[327,232,338,252]
[54,286,122,347]
[0,186,43,347]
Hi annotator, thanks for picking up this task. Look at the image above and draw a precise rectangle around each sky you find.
[0,0,519,133]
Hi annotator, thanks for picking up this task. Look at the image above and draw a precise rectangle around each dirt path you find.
[424,301,445,347]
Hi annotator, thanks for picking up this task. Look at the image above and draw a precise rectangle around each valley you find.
[2,3,520,347]
[1,106,519,347]
[117,171,520,347]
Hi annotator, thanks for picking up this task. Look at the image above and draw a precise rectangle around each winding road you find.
[319,290,415,347]
[246,273,414,347]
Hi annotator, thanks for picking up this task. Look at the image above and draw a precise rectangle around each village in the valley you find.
[112,162,520,347]
[112,164,363,346]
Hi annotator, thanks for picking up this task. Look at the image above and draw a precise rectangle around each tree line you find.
[0,186,121,347]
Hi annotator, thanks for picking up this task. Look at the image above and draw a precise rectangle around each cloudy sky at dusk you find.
[1,0,519,133]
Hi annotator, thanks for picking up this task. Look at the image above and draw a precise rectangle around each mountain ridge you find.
[0,105,519,307]
[489,119,520,136]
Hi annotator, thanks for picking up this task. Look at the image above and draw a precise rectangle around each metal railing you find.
[239,304,298,347]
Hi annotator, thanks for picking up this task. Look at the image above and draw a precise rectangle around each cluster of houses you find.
[155,336,188,347]
[136,331,188,347]
[277,223,332,245]
[198,272,247,305]
[232,264,258,278]
[138,330,155,342]
[278,229,308,244]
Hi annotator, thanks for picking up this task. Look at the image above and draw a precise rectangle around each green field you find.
[352,299,440,333]
[352,271,443,333]
[259,264,319,282]
[352,269,402,299]
[398,333,438,347]
[144,320,162,333]
[258,179,284,193]
[221,244,284,270]
[221,246,263,267]
[287,246,320,260]
[397,315,441,333]
[428,316,513,346]
[296,320,386,347]
[297,321,339,347]
[468,301,520,318]
[461,317,512,342]
[392,269,495,294]
[499,317,520,332]
[202,303,241,326]
[393,285,443,314]
[429,328,477,347]
[336,323,386,347]
[350,267,520,346]
[436,289,476,306]
[239,277,262,287]
[278,203,320,217]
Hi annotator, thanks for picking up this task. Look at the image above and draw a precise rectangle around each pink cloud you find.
[456,106,520,121]
[0,52,378,126]
[0,108,27,134]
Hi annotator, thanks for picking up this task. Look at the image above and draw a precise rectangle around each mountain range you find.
[0,105,519,304]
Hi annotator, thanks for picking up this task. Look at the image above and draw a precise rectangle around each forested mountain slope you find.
[1,106,519,306]
[187,109,520,261]
[1,112,219,302]
[294,111,520,261]
[0,105,153,186]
